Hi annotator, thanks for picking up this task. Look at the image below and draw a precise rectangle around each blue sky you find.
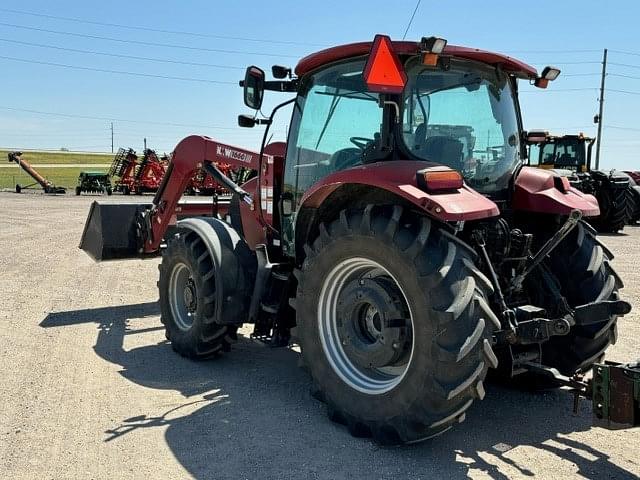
[0,0,638,169]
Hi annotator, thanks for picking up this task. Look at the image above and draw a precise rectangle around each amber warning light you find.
[416,169,464,192]
[363,34,407,94]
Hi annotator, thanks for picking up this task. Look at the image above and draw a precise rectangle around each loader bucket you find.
[80,202,152,261]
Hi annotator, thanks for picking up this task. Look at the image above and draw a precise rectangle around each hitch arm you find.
[510,209,582,291]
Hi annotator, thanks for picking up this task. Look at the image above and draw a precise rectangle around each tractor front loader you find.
[8,151,66,194]
[526,133,632,231]
[80,36,638,444]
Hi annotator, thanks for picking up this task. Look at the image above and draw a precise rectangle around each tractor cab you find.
[526,132,595,174]
[241,36,568,257]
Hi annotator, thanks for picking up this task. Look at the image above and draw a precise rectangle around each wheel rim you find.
[318,257,414,395]
[169,262,198,331]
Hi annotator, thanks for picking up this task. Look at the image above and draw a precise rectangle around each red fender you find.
[299,161,499,222]
[513,167,599,217]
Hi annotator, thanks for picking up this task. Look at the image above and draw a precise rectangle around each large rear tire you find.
[294,205,498,444]
[541,221,622,374]
[159,231,237,359]
[625,185,640,224]
[592,187,627,233]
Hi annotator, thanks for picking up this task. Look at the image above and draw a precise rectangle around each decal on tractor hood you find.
[216,145,254,164]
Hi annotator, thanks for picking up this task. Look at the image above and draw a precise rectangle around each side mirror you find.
[243,66,265,110]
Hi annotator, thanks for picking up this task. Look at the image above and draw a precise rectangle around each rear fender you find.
[298,161,499,222]
[513,167,600,217]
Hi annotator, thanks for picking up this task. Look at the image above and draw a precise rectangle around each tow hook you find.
[522,361,640,430]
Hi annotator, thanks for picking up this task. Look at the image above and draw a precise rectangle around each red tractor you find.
[81,35,637,444]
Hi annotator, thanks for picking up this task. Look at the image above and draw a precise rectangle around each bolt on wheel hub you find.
[169,262,198,331]
[319,258,414,395]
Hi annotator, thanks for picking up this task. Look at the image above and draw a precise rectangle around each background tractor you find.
[526,133,633,232]
[75,171,112,196]
[80,35,637,444]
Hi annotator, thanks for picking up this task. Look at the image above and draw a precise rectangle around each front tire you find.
[159,231,237,358]
[294,206,498,444]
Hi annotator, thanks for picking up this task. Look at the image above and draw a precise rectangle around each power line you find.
[0,22,300,58]
[0,7,327,47]
[519,88,598,93]
[0,55,237,84]
[609,73,640,81]
[607,125,640,132]
[547,61,601,65]
[0,106,245,130]
[402,0,422,40]
[610,49,640,58]
[506,49,600,54]
[562,73,600,77]
[0,38,244,70]
[608,89,640,96]
[609,62,640,70]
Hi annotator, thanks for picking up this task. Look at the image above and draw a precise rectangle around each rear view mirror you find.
[243,66,265,110]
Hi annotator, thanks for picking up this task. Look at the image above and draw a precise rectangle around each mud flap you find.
[79,201,152,261]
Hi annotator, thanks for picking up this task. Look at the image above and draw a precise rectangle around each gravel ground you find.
[0,191,638,480]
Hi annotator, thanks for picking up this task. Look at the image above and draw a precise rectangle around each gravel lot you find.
[1,191,638,480]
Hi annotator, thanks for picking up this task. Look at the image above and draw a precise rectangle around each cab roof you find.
[295,40,538,79]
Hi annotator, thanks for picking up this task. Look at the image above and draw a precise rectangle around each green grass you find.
[1,149,113,165]
[0,166,109,189]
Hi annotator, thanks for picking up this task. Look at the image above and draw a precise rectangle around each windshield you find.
[284,59,382,203]
[531,138,586,171]
[401,58,521,193]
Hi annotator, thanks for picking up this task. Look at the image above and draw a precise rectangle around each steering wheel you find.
[350,136,374,151]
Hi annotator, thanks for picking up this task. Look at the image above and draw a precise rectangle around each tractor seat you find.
[557,153,576,167]
[422,136,464,171]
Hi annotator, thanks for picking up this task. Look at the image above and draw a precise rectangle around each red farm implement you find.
[80,35,638,443]
[109,148,139,195]
[129,149,168,195]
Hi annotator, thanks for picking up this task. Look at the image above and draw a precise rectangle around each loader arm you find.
[144,135,262,252]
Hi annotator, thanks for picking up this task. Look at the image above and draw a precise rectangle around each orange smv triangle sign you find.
[363,34,407,94]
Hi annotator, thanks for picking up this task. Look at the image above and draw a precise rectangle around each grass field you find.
[1,149,113,189]
[0,166,108,190]
[1,149,113,165]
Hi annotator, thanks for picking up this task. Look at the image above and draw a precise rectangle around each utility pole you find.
[595,48,607,170]
[144,137,147,150]
[110,122,114,153]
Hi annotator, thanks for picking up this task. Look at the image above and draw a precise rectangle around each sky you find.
[0,0,638,170]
